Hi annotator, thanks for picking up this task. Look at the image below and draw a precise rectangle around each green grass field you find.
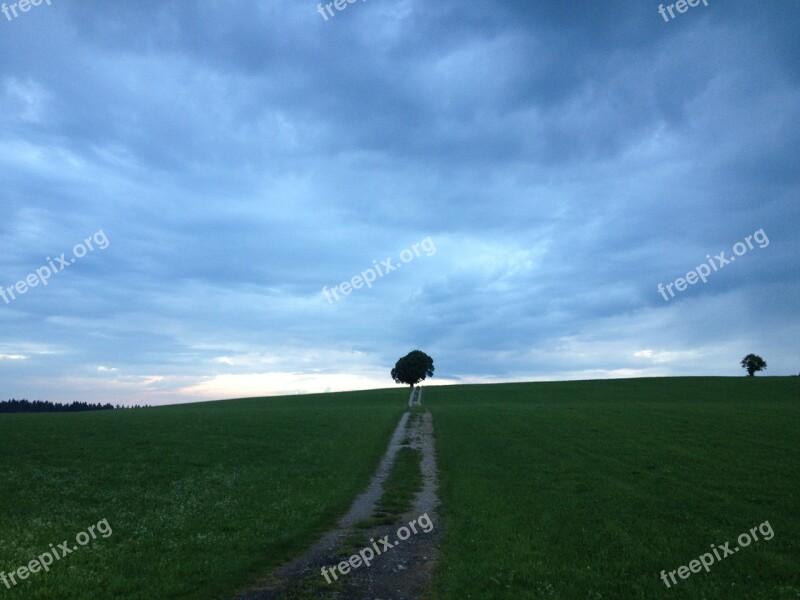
[0,389,406,599]
[1,377,798,599]
[426,377,800,599]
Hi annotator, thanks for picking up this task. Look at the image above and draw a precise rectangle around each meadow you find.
[0,389,406,599]
[1,377,798,599]
[426,377,800,599]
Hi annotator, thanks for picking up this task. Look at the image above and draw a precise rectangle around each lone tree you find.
[740,354,767,377]
[391,350,434,387]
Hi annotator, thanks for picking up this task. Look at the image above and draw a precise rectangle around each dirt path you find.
[232,387,441,600]
[408,387,421,407]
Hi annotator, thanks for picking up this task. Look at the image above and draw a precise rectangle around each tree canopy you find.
[391,350,434,387]
[740,354,767,377]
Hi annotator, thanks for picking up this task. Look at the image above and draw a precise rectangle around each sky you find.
[1,0,798,405]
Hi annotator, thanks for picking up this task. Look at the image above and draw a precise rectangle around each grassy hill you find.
[0,389,406,599]
[0,377,797,599]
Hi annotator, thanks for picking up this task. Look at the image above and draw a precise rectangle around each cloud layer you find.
[1,0,798,404]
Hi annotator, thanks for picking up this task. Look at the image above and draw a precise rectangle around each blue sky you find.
[1,0,798,405]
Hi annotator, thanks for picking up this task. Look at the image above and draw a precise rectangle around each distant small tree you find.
[740,354,767,377]
[391,350,434,387]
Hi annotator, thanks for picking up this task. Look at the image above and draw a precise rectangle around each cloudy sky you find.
[1,0,798,405]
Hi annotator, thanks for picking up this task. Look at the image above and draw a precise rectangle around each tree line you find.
[0,399,149,413]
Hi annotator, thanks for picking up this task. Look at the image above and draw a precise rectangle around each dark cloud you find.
[0,0,798,403]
